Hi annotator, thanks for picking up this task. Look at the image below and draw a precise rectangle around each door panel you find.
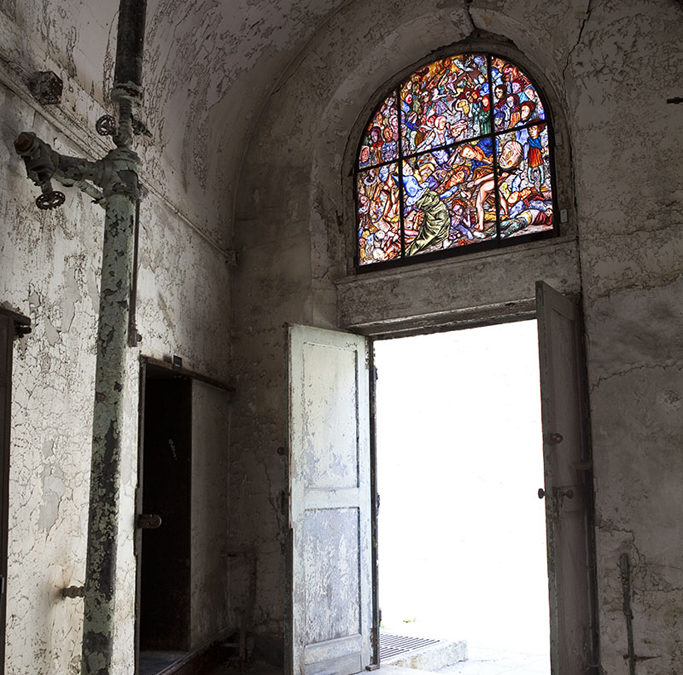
[289,325,372,675]
[536,282,598,674]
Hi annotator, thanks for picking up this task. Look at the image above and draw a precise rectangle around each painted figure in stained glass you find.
[405,189,450,255]
[403,142,490,252]
[492,57,545,132]
[358,94,398,169]
[401,54,488,156]
[356,163,400,264]
[467,139,523,234]
[497,125,553,238]
[526,123,545,186]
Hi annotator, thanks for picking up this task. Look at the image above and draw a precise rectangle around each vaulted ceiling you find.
[8,1,353,244]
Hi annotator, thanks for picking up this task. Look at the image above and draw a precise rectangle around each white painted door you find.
[536,282,598,674]
[289,325,372,675]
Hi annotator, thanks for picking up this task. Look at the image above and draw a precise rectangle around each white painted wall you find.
[0,2,233,671]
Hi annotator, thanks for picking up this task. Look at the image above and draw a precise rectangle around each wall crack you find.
[563,0,593,85]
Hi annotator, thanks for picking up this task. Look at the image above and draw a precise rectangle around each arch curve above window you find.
[355,53,557,269]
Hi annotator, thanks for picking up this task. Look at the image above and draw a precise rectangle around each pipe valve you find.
[14,132,66,209]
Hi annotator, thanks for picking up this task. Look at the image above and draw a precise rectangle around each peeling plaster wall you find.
[564,1,683,669]
[1,0,681,671]
[232,0,683,671]
[0,3,233,672]
[190,380,231,649]
[141,0,352,247]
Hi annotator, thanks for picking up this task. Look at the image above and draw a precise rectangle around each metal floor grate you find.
[380,632,440,662]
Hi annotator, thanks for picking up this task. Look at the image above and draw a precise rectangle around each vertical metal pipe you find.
[82,192,137,674]
[113,0,147,90]
[81,0,146,671]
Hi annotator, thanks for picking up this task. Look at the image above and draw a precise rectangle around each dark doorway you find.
[137,364,192,673]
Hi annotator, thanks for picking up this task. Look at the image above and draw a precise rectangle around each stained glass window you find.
[356,54,556,268]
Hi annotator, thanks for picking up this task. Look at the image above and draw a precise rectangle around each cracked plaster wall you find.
[1,0,681,671]
[190,380,231,649]
[0,2,233,672]
[232,0,683,671]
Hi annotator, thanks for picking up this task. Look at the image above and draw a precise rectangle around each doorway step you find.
[380,632,467,670]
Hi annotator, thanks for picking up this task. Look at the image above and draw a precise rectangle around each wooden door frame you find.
[134,356,235,672]
[0,308,30,674]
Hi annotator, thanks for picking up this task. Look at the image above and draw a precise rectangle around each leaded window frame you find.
[353,51,561,271]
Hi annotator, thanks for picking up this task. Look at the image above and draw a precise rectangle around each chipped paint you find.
[0,0,682,673]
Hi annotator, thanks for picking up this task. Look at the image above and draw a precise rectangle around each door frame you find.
[134,356,235,672]
[0,308,30,675]
[134,359,194,668]
[288,288,599,673]
[361,290,598,672]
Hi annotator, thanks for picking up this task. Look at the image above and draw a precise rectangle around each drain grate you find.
[380,632,440,662]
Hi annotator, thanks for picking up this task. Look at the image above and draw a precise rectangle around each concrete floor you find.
[209,648,549,675]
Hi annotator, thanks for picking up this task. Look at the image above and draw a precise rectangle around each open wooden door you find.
[289,325,373,675]
[536,282,599,674]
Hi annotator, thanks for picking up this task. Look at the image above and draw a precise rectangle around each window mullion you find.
[397,87,405,260]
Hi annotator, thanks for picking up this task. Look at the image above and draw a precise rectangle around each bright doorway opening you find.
[374,320,551,673]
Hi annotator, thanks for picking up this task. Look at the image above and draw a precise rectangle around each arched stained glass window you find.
[355,54,557,268]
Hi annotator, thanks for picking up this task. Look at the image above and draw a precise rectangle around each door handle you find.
[136,513,162,529]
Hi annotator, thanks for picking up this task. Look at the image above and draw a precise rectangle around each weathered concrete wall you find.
[564,1,683,669]
[190,380,231,649]
[232,0,683,672]
[0,2,233,672]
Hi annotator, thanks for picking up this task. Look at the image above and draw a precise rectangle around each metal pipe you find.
[81,185,138,674]
[81,0,146,669]
[113,0,147,96]
[14,1,147,670]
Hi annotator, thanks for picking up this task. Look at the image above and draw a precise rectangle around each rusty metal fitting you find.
[14,131,36,155]
[61,585,85,598]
